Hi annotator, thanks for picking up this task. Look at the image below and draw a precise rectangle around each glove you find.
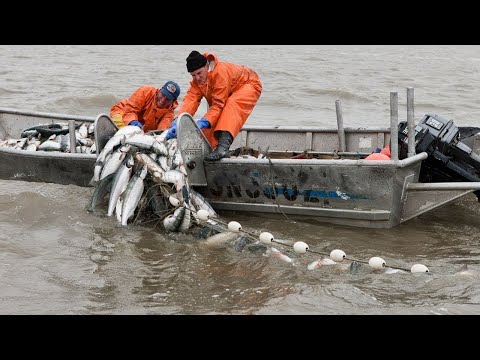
[165,118,178,140]
[196,117,211,130]
[129,120,143,129]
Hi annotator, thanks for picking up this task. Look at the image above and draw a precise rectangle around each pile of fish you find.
[86,125,219,232]
[0,122,97,154]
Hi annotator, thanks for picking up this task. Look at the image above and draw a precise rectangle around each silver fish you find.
[77,137,94,147]
[115,197,123,223]
[154,130,168,143]
[60,134,71,152]
[307,258,336,270]
[86,173,115,213]
[100,145,131,181]
[190,189,217,218]
[205,231,240,248]
[98,126,141,162]
[161,169,185,191]
[25,143,37,151]
[97,135,123,163]
[121,165,148,226]
[115,125,144,138]
[77,123,89,139]
[91,151,113,186]
[157,155,169,173]
[135,152,165,178]
[107,153,134,217]
[171,148,184,168]
[163,206,186,232]
[88,123,95,135]
[169,185,192,233]
[269,247,294,264]
[124,134,168,156]
[14,138,28,150]
[38,140,61,151]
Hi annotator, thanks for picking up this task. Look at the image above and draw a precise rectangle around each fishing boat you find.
[2,100,480,229]
[176,109,480,229]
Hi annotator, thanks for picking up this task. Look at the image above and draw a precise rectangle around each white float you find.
[330,249,346,262]
[196,209,210,221]
[259,232,274,244]
[227,221,242,233]
[168,195,180,207]
[410,264,429,273]
[293,241,309,254]
[368,257,386,270]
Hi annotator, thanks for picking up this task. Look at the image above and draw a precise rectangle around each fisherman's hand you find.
[129,120,143,129]
[196,117,211,130]
[165,118,178,140]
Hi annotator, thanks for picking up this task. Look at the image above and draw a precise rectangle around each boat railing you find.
[221,152,428,168]
[0,107,97,122]
[234,88,421,160]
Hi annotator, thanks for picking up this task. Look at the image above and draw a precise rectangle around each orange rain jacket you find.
[110,85,178,132]
[176,52,262,148]
[365,144,391,160]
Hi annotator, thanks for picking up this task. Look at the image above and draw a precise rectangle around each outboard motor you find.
[398,113,480,200]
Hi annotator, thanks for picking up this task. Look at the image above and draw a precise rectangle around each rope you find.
[266,155,294,223]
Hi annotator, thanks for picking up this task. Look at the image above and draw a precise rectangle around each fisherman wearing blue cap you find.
[110,80,180,131]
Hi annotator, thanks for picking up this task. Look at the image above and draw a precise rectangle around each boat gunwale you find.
[0,107,96,123]
[216,152,428,168]
[239,125,393,133]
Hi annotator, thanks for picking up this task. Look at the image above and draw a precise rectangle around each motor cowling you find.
[398,114,480,199]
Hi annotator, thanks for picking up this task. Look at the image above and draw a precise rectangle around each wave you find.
[34,94,121,115]
[308,88,373,103]
[0,87,29,95]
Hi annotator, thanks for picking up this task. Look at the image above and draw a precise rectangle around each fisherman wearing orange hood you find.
[166,51,262,161]
[110,81,180,132]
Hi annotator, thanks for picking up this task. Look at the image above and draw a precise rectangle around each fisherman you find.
[365,144,391,160]
[110,81,180,132]
[165,51,263,161]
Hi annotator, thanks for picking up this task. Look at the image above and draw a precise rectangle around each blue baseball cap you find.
[160,80,180,101]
